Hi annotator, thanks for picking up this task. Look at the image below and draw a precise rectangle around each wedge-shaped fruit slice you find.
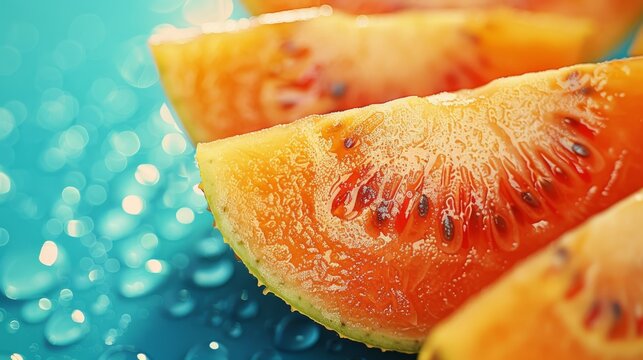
[151,7,593,142]
[242,0,642,57]
[419,188,643,360]
[197,57,643,352]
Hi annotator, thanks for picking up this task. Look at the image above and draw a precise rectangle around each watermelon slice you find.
[151,7,593,142]
[196,57,643,352]
[241,0,642,57]
[419,188,643,360]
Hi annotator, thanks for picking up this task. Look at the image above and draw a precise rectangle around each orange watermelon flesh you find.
[419,188,643,360]
[151,7,593,143]
[241,0,642,57]
[196,57,643,352]
[630,26,643,57]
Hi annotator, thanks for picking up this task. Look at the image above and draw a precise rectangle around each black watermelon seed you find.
[611,301,623,321]
[359,185,376,205]
[493,214,507,233]
[418,194,429,217]
[331,82,347,98]
[376,201,390,223]
[554,247,569,263]
[343,137,355,149]
[520,191,541,208]
[571,142,590,158]
[442,215,454,241]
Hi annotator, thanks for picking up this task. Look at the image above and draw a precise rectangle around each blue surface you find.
[0,1,412,359]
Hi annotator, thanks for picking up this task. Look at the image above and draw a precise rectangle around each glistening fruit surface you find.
[420,188,643,360]
[197,57,643,352]
[151,7,592,142]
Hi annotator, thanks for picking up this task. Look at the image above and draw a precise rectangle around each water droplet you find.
[116,37,159,89]
[325,338,343,353]
[122,195,144,215]
[59,288,74,302]
[45,309,90,346]
[0,107,16,140]
[99,346,152,360]
[183,0,233,25]
[273,314,320,352]
[165,289,195,318]
[21,298,53,324]
[250,350,282,360]
[1,248,68,300]
[176,207,194,224]
[0,46,21,76]
[0,227,9,246]
[8,319,21,332]
[111,131,141,157]
[92,294,111,315]
[135,164,160,186]
[86,184,107,206]
[185,341,229,360]
[119,260,170,298]
[234,297,259,320]
[0,171,12,195]
[194,234,227,259]
[162,133,187,155]
[192,260,234,288]
[224,321,242,338]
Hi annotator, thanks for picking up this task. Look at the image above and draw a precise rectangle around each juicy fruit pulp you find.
[419,189,643,360]
[241,0,642,57]
[151,7,592,142]
[197,57,643,352]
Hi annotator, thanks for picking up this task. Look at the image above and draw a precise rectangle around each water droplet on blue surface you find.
[45,309,90,346]
[8,319,21,332]
[194,235,226,259]
[192,260,234,288]
[0,171,12,196]
[99,345,151,360]
[0,227,9,246]
[325,338,343,353]
[185,341,229,360]
[224,321,242,338]
[0,108,16,140]
[92,294,111,315]
[0,248,68,300]
[165,289,195,318]
[119,259,170,298]
[234,297,259,320]
[20,298,53,324]
[250,350,282,360]
[273,314,320,352]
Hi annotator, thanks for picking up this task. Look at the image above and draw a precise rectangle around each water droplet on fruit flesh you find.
[45,309,90,346]
[273,314,320,351]
[185,341,229,360]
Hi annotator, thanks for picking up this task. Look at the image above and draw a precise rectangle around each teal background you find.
[0,0,635,359]
[0,0,412,359]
